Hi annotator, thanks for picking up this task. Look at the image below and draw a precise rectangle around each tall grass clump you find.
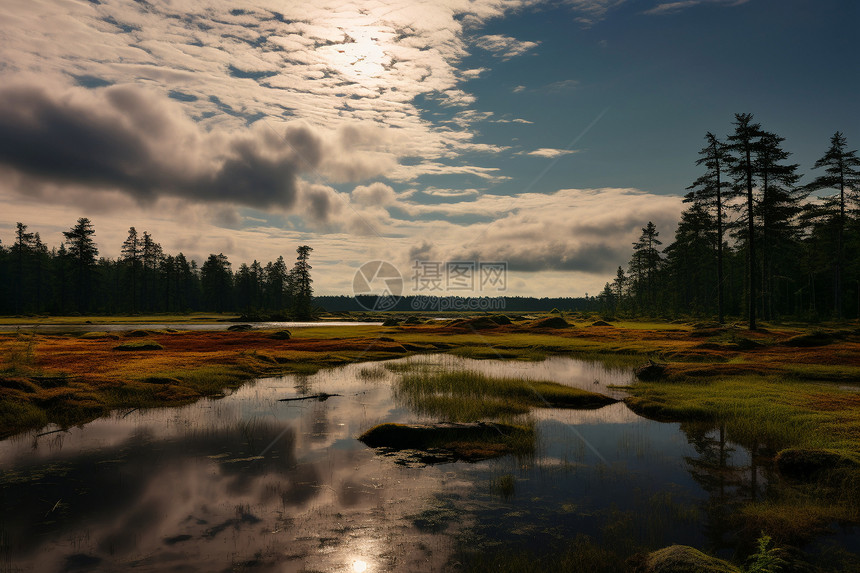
[395,370,615,422]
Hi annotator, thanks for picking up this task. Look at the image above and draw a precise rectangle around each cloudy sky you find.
[0,0,857,297]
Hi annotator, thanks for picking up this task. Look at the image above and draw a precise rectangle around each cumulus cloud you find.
[0,80,402,215]
[351,182,398,206]
[0,81,301,208]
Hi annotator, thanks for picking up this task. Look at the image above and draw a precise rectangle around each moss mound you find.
[269,329,291,340]
[227,324,253,332]
[381,317,401,326]
[125,329,152,338]
[530,317,571,329]
[590,320,612,327]
[782,331,835,347]
[776,448,856,480]
[447,316,510,330]
[114,340,163,351]
[78,331,118,340]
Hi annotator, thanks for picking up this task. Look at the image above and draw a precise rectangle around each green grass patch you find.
[627,373,860,543]
[627,375,860,456]
[395,369,617,422]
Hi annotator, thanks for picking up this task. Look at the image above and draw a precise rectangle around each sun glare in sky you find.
[321,26,391,81]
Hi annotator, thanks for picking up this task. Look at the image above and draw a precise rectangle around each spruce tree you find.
[63,218,98,313]
[291,245,314,320]
[726,113,764,329]
[686,133,732,323]
[807,132,860,317]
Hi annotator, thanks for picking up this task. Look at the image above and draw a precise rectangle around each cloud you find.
[474,34,540,60]
[526,148,579,158]
[351,182,397,206]
[393,188,683,278]
[643,0,750,15]
[422,188,481,198]
[0,80,404,216]
[0,0,631,200]
[545,79,581,92]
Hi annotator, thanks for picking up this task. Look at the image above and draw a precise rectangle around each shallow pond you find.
[0,355,817,571]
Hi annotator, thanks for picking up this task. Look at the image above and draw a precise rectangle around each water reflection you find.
[1,355,764,571]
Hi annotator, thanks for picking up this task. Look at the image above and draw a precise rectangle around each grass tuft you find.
[395,369,616,422]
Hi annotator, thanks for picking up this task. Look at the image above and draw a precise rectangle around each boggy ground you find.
[2,315,860,568]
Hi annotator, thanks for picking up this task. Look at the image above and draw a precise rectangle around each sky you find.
[0,0,857,297]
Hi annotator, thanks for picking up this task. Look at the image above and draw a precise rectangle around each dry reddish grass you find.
[2,323,859,437]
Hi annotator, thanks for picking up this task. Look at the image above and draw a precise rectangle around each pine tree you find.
[727,113,764,330]
[612,266,627,312]
[31,233,49,313]
[63,218,98,313]
[291,246,314,320]
[664,203,717,316]
[754,131,803,319]
[121,227,142,313]
[201,253,232,312]
[807,132,860,317]
[12,222,35,313]
[141,232,163,312]
[630,223,662,314]
[686,133,732,323]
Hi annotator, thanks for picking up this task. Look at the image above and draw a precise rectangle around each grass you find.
[395,369,617,422]
[626,375,860,459]
[0,329,412,436]
[626,372,860,545]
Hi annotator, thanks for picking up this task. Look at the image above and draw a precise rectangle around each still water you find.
[1,355,769,572]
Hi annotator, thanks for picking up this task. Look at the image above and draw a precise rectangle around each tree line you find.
[0,219,316,319]
[600,114,860,327]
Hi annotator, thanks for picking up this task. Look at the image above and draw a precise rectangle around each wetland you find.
[1,318,859,571]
